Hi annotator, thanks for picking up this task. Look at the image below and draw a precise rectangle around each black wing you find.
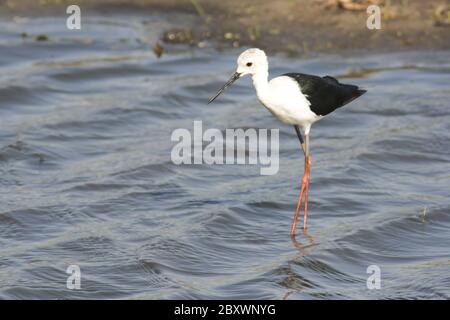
[283,73,366,116]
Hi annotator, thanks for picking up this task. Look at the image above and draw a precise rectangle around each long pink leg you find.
[291,131,311,236]
[303,156,311,230]
[291,174,306,235]
[291,155,311,235]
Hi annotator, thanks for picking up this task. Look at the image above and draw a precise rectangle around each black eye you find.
[246,62,253,67]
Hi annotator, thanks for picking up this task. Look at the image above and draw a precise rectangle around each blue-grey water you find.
[0,13,449,299]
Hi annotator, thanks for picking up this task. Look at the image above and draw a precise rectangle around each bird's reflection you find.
[290,228,315,253]
[282,229,317,300]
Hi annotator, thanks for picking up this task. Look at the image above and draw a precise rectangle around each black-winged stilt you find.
[208,48,366,236]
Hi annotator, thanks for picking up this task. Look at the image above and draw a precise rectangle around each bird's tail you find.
[343,87,367,106]
[356,89,367,97]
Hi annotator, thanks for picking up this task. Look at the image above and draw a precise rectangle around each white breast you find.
[257,76,321,128]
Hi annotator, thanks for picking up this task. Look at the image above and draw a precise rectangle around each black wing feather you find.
[283,73,366,116]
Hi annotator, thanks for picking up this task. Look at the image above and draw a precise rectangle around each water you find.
[0,13,449,299]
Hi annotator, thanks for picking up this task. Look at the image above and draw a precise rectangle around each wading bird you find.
[208,48,366,236]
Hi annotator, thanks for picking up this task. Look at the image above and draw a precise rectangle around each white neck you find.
[251,68,269,99]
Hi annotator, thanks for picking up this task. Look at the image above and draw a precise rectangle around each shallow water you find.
[0,14,450,299]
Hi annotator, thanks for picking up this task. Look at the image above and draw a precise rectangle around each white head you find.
[208,48,268,103]
[236,48,268,77]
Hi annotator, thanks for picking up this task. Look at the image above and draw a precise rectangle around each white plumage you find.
[237,49,321,134]
[257,76,322,134]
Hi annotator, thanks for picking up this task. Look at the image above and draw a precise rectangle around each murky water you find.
[1,13,449,299]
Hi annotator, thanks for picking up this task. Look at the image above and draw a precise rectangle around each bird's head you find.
[208,48,268,104]
[236,48,268,77]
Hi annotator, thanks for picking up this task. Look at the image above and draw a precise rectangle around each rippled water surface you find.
[1,14,450,299]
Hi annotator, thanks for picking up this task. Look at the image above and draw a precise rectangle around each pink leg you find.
[291,155,311,236]
[291,177,306,235]
[303,156,311,230]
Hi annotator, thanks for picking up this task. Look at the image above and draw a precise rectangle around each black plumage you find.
[283,73,366,116]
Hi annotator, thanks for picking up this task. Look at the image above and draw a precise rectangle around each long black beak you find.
[208,72,241,104]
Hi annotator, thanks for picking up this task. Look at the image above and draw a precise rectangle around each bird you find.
[208,48,366,236]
